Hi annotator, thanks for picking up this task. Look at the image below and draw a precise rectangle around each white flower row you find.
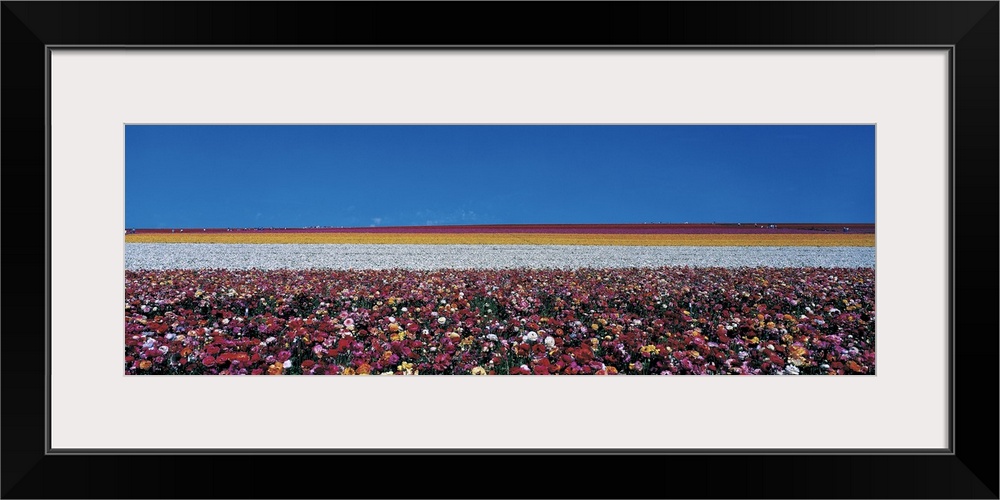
[125,243,875,270]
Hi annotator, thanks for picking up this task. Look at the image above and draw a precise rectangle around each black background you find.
[2,2,997,498]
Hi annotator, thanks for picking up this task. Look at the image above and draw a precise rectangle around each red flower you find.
[202,355,216,367]
[218,352,250,366]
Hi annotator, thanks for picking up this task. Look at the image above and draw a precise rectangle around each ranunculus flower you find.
[202,356,216,367]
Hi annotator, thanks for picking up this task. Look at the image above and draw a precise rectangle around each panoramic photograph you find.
[125,124,875,375]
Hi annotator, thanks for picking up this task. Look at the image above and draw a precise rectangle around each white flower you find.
[486,333,499,342]
[525,331,539,342]
[283,360,292,369]
[400,307,407,312]
[785,365,800,375]
[437,317,447,325]
[265,336,277,344]
[164,333,176,340]
[544,336,555,347]
[387,316,396,323]
[158,345,169,354]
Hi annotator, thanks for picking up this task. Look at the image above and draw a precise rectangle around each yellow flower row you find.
[125,232,874,246]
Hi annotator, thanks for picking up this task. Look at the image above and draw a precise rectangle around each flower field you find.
[125,266,875,375]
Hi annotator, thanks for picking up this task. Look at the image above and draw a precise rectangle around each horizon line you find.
[126,221,876,230]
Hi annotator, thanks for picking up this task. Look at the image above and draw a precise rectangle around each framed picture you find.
[3,2,996,498]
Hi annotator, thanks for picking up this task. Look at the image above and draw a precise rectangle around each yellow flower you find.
[788,344,809,366]
[342,367,356,375]
[267,362,283,375]
[639,344,660,355]
[470,366,487,375]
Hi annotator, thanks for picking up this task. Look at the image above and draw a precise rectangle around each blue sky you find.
[125,125,875,228]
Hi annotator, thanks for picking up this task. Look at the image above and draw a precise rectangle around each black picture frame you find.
[3,2,996,498]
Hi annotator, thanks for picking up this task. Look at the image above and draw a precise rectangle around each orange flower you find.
[267,362,283,375]
[138,360,152,370]
[356,363,372,375]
